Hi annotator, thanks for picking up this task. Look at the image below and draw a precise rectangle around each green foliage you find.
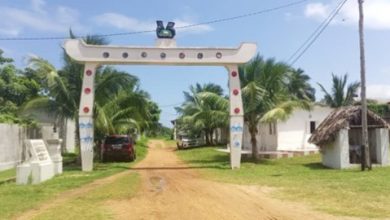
[318,73,360,108]
[0,113,38,126]
[0,49,13,64]
[24,34,159,147]
[0,52,41,118]
[286,68,316,101]
[176,83,228,145]
[239,55,313,158]
[367,103,390,117]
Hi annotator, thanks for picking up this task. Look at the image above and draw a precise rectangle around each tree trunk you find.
[215,128,219,145]
[210,129,214,145]
[358,0,371,170]
[75,116,82,165]
[205,130,210,145]
[249,123,259,160]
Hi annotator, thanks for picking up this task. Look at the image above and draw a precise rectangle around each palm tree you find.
[318,73,360,108]
[94,90,151,141]
[183,83,224,103]
[23,56,147,155]
[177,83,228,145]
[239,55,311,160]
[287,68,316,101]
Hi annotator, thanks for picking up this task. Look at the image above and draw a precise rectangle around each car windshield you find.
[105,137,129,144]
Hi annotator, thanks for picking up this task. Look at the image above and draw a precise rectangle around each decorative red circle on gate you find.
[86,70,93,76]
[234,108,240,114]
[231,71,237,77]
[233,89,239,95]
[84,88,91,94]
[83,107,90,113]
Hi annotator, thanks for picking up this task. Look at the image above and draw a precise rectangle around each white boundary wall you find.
[0,124,40,171]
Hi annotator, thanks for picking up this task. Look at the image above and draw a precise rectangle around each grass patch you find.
[0,168,16,182]
[174,144,390,218]
[35,173,140,220]
[0,138,148,219]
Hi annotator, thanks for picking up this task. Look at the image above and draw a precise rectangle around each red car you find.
[101,135,136,162]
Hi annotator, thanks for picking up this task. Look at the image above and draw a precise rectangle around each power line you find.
[286,0,343,63]
[288,0,348,66]
[0,0,308,41]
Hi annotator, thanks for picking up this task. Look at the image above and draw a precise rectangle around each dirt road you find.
[107,140,355,220]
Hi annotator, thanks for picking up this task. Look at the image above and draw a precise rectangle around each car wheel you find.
[130,153,136,161]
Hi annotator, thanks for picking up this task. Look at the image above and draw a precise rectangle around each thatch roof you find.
[308,106,389,146]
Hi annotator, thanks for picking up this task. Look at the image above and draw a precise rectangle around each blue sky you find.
[1,0,390,127]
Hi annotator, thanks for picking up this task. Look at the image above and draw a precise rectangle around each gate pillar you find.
[79,63,98,171]
[227,65,243,169]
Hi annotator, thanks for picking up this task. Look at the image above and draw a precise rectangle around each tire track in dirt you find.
[13,168,132,220]
[106,140,360,220]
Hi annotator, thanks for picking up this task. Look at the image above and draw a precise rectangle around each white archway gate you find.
[64,39,257,171]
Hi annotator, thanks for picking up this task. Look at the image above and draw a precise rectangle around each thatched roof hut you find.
[308,106,389,146]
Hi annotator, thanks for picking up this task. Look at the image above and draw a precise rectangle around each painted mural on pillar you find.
[79,117,94,152]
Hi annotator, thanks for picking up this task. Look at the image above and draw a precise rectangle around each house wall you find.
[242,124,256,151]
[322,129,350,169]
[374,128,390,166]
[277,106,332,151]
[259,123,278,151]
[243,123,277,152]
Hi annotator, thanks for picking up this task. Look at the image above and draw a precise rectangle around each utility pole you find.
[358,0,371,170]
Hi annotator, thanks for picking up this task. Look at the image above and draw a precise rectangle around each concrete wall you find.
[259,123,278,151]
[63,119,76,153]
[24,109,76,153]
[0,124,41,171]
[277,106,332,151]
[0,119,75,171]
[322,129,350,169]
[375,128,390,166]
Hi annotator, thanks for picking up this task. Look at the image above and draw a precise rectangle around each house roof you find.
[308,106,389,146]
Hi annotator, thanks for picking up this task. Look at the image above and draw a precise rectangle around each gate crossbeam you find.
[63,39,257,171]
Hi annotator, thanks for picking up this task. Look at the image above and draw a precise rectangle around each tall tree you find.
[286,68,316,101]
[318,73,360,108]
[239,55,311,160]
[25,57,146,131]
[177,83,228,145]
[0,51,40,117]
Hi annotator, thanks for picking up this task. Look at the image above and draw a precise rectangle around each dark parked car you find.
[101,135,136,162]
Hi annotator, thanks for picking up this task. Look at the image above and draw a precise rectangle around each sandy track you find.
[14,170,131,220]
[107,140,357,220]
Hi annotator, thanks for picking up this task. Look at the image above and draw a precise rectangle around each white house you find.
[242,106,333,154]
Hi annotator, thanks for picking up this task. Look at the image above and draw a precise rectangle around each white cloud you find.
[0,0,85,36]
[304,0,390,30]
[356,85,390,103]
[93,12,213,35]
[305,3,329,19]
[93,13,154,31]
[0,27,20,36]
[31,0,46,14]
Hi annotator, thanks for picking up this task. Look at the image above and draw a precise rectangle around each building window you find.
[310,121,316,134]
[269,123,276,135]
